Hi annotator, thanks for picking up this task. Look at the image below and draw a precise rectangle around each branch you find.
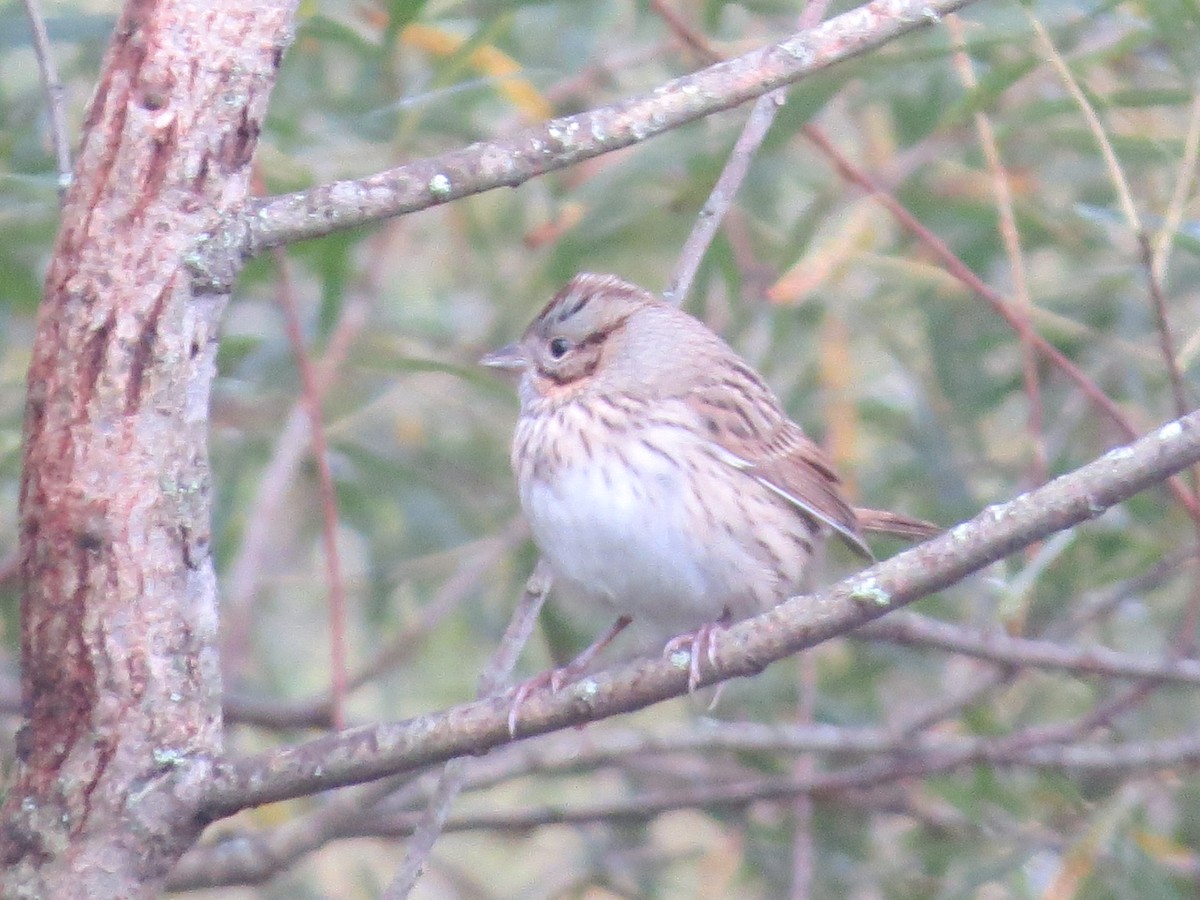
[175,706,1200,889]
[350,730,1200,832]
[182,723,1200,889]
[203,409,1200,818]
[859,611,1200,685]
[870,549,1192,740]
[191,0,976,286]
[656,0,831,310]
[20,0,72,196]
[800,124,1200,521]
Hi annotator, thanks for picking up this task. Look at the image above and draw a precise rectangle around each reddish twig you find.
[222,225,391,676]
[272,247,349,729]
[801,124,1200,521]
[648,0,719,61]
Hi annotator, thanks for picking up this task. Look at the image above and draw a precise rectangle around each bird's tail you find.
[853,508,941,541]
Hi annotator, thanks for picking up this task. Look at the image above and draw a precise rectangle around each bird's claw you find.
[664,621,723,693]
[506,666,575,737]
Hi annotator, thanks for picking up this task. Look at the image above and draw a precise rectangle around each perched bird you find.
[483,273,934,699]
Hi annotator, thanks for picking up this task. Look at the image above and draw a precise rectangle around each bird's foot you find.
[505,614,632,736]
[663,614,730,693]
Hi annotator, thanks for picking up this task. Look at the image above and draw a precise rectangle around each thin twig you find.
[169,771,418,891]
[1052,548,1192,637]
[272,248,350,729]
[222,225,390,674]
[1140,230,1191,427]
[859,611,1200,685]
[1029,14,1190,428]
[21,0,72,197]
[382,758,467,899]
[350,730,1200,835]
[664,92,785,306]
[221,523,526,731]
[1028,13,1200,656]
[886,550,1191,739]
[1159,96,1200,366]
[170,714,1200,889]
[1152,95,1200,287]
[648,0,720,62]
[348,519,528,690]
[382,561,553,898]
[292,717,1200,815]
[657,0,830,307]
[791,653,818,900]
[800,123,1200,521]
[541,44,668,107]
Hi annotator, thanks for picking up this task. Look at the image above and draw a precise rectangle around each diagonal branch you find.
[191,0,976,286]
[859,611,1200,685]
[203,408,1200,819]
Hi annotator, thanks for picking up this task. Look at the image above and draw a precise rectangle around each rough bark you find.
[0,2,296,895]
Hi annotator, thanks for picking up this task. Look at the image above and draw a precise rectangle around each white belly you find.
[519,427,744,639]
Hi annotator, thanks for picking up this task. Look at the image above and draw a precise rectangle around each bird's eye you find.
[548,337,571,359]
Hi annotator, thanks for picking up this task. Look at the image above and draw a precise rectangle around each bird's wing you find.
[681,375,872,559]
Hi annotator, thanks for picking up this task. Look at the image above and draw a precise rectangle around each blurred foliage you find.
[3,0,1200,896]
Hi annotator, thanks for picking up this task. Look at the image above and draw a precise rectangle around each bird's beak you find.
[480,342,527,371]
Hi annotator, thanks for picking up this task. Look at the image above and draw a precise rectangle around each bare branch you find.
[664,92,785,306]
[209,728,1200,857]
[658,0,832,308]
[203,409,1200,818]
[193,0,976,285]
[169,773,418,891]
[20,0,72,196]
[353,730,1200,833]
[173,704,1200,890]
[859,611,1200,685]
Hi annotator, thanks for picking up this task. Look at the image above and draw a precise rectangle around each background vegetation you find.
[2,0,1200,896]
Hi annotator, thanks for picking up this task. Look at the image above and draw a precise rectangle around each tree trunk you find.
[0,2,296,894]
